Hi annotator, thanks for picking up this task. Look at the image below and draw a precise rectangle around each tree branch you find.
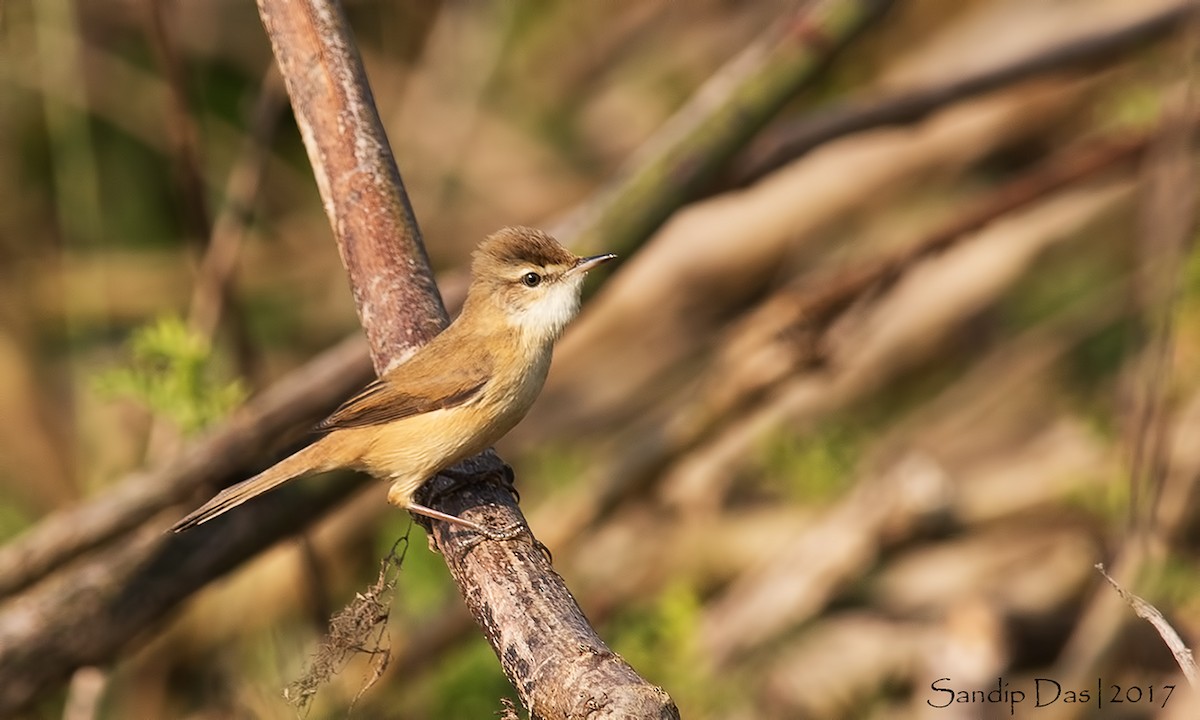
[257,0,445,373]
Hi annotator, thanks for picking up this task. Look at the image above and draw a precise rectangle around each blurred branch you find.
[187,69,287,342]
[33,0,104,247]
[551,0,895,257]
[0,27,313,206]
[61,667,106,720]
[529,81,1086,442]
[0,461,373,714]
[1127,94,1196,533]
[734,1,1197,184]
[755,133,1154,345]
[1052,83,1200,720]
[142,0,212,246]
[146,70,290,463]
[701,454,953,664]
[0,334,372,600]
[539,124,1154,548]
[698,285,1129,663]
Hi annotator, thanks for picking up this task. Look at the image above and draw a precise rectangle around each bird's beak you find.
[570,252,617,275]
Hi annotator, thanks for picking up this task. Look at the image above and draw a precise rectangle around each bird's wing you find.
[316,345,490,432]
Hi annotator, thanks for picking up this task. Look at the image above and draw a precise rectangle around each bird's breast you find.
[481,343,553,432]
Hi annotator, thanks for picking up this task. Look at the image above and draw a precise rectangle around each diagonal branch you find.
[257,0,446,373]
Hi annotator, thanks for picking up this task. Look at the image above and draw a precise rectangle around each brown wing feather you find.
[316,341,490,432]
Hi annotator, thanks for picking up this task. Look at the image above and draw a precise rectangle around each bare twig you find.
[1095,563,1198,686]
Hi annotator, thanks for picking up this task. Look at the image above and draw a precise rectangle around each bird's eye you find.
[521,272,542,287]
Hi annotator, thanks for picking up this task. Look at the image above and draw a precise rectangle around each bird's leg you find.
[389,482,522,541]
[407,502,523,542]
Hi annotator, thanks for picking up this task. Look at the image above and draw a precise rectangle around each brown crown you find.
[473,226,575,274]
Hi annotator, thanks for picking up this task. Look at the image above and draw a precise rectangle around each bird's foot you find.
[403,500,524,542]
[437,463,519,503]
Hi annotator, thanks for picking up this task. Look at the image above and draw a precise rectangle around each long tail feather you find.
[170,439,337,532]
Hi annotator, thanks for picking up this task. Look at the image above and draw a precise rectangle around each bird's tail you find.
[170,437,342,532]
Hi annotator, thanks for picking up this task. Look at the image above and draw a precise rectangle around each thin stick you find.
[1096,563,1198,686]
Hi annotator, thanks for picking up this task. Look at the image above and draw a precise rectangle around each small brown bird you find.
[171,227,614,534]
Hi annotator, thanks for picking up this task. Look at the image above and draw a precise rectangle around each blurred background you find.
[3,0,1200,717]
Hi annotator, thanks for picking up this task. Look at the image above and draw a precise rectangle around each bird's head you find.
[466,226,615,344]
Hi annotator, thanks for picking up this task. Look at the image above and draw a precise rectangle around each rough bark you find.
[427,454,677,719]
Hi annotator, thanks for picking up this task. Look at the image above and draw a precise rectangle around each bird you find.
[171,226,615,534]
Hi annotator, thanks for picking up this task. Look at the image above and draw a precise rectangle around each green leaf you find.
[93,316,246,434]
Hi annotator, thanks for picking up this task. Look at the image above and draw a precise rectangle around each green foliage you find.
[1094,81,1166,134]
[427,638,517,720]
[608,583,733,715]
[758,425,860,504]
[520,442,590,494]
[1067,319,1137,400]
[377,521,456,619]
[1144,551,1200,609]
[1002,238,1122,332]
[241,289,317,351]
[94,316,245,434]
[92,117,180,249]
[1181,236,1200,315]
[1064,466,1130,523]
[0,496,34,545]
[1054,283,1135,435]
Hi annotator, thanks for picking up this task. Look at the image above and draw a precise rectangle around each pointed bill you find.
[570,253,617,275]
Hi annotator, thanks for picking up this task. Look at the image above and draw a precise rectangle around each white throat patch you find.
[513,278,581,343]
